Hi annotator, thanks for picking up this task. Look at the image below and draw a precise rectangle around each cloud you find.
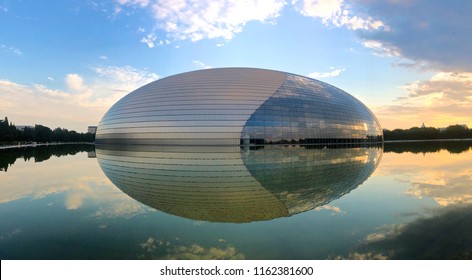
[0,44,23,56]
[117,0,151,7]
[375,143,472,207]
[164,244,245,260]
[92,65,159,89]
[362,40,400,57]
[375,71,472,129]
[116,0,286,42]
[405,162,472,207]
[0,65,159,131]
[346,205,472,259]
[192,60,212,69]
[402,72,472,102]
[93,200,151,219]
[137,236,245,259]
[292,1,472,71]
[408,178,472,207]
[140,237,158,253]
[140,32,162,48]
[349,0,472,71]
[314,204,345,215]
[308,67,345,79]
[0,150,152,220]
[111,1,470,72]
[66,74,84,91]
[293,0,387,31]
[65,192,84,210]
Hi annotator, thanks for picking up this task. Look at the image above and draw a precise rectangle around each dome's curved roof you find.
[96,68,382,146]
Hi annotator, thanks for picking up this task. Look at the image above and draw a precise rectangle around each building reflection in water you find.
[96,145,382,223]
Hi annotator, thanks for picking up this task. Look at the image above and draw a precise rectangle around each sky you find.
[1,0,471,132]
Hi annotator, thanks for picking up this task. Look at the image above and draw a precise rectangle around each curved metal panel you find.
[96,68,287,145]
[96,68,383,146]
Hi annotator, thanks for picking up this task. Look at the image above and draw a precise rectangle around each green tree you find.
[34,125,53,143]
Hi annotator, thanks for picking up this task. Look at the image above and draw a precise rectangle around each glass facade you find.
[95,68,383,146]
[96,145,382,222]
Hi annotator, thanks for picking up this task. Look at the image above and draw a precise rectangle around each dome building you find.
[95,68,382,146]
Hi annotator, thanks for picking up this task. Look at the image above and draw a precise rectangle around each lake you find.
[1,142,471,259]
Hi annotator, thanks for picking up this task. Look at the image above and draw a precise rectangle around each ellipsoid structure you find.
[95,68,383,146]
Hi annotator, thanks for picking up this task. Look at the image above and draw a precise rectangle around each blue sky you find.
[1,0,471,132]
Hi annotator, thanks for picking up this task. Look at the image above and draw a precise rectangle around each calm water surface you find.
[0,142,471,259]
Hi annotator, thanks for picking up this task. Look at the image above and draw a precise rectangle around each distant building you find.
[420,122,426,128]
[87,126,97,134]
[87,151,96,158]
[16,125,34,131]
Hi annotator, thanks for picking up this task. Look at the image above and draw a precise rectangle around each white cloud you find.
[47,77,54,81]
[140,32,159,48]
[0,153,152,220]
[293,0,387,31]
[314,204,345,215]
[294,0,342,19]
[308,67,345,79]
[362,40,400,57]
[116,0,286,42]
[164,244,245,260]
[92,65,159,87]
[192,60,212,69]
[66,74,84,91]
[402,72,472,102]
[65,192,84,210]
[99,55,108,60]
[1,44,23,56]
[93,201,151,219]
[116,0,150,7]
[0,65,159,132]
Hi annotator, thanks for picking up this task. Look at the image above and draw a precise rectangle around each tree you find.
[34,125,53,143]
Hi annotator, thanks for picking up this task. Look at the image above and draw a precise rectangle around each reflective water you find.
[0,142,471,259]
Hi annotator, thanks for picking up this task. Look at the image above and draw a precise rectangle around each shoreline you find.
[0,142,94,150]
[2,138,472,150]
[384,138,472,143]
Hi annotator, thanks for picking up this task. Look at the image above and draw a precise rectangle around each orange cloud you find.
[373,72,472,129]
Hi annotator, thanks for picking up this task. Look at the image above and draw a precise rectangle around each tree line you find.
[384,141,472,154]
[0,116,95,144]
[383,125,472,141]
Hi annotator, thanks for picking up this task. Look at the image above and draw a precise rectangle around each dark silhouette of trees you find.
[0,144,95,172]
[384,125,472,141]
[0,116,95,144]
[384,141,472,154]
[0,117,20,142]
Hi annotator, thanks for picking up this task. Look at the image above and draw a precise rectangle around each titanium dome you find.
[96,68,383,146]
